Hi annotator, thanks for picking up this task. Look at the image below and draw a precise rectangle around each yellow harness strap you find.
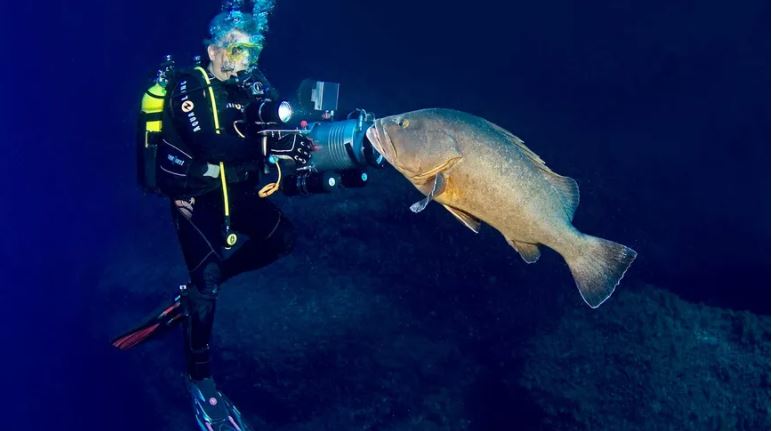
[194,67,237,247]
[194,67,222,133]
[193,67,280,210]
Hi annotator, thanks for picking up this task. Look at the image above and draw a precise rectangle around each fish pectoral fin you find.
[507,239,541,264]
[411,156,461,184]
[409,173,447,213]
[409,197,431,213]
[442,205,481,233]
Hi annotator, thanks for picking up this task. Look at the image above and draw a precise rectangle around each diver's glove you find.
[267,133,313,166]
[186,376,253,431]
[203,163,220,178]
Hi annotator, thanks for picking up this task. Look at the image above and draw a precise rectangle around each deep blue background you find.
[1,0,768,429]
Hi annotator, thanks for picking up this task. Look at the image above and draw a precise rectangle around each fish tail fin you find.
[565,234,637,308]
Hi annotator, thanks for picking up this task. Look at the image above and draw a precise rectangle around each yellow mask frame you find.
[223,41,261,67]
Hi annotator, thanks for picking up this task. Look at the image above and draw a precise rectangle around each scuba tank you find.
[137,55,175,194]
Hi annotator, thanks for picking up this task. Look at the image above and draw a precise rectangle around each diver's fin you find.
[564,235,637,308]
[442,204,482,233]
[410,173,447,213]
[111,294,186,350]
[187,376,254,431]
[507,239,541,263]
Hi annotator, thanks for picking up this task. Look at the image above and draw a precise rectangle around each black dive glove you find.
[268,133,314,166]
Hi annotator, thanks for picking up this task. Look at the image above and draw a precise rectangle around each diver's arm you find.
[169,75,261,163]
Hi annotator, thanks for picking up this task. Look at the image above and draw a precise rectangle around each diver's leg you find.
[220,186,296,281]
[172,191,225,380]
[174,191,256,430]
[183,258,221,379]
[173,191,255,430]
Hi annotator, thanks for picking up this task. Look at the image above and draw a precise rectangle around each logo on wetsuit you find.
[177,80,202,133]
[167,154,186,167]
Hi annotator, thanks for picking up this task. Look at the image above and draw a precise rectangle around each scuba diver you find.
[113,1,313,429]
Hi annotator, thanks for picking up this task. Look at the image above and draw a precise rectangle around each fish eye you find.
[399,118,410,128]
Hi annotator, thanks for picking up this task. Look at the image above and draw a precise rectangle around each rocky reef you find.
[99,169,769,430]
[517,285,770,431]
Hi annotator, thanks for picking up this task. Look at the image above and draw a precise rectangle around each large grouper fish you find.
[365,108,637,308]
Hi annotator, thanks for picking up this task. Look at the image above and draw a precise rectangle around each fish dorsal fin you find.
[442,204,482,233]
[545,174,580,221]
[485,120,580,220]
[484,120,550,169]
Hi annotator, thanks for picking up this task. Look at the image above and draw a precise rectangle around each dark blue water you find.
[2,0,768,429]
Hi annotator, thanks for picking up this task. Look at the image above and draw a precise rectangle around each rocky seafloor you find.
[97,168,770,430]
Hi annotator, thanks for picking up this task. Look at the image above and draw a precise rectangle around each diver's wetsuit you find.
[158,66,293,380]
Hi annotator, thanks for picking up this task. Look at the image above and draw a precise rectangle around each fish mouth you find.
[366,119,396,165]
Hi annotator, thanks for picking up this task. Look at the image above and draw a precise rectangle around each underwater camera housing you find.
[258,79,384,196]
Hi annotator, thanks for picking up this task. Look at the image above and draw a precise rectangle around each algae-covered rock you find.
[518,284,770,431]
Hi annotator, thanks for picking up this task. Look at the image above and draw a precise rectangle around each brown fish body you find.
[366,108,636,308]
[422,123,578,249]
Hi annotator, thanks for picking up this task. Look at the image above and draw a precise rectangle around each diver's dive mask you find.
[223,41,261,69]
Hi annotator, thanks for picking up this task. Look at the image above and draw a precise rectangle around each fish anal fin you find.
[442,205,481,233]
[508,239,541,263]
[543,173,580,220]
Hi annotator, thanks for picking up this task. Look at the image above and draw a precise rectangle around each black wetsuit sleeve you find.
[169,73,261,163]
[252,68,280,100]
